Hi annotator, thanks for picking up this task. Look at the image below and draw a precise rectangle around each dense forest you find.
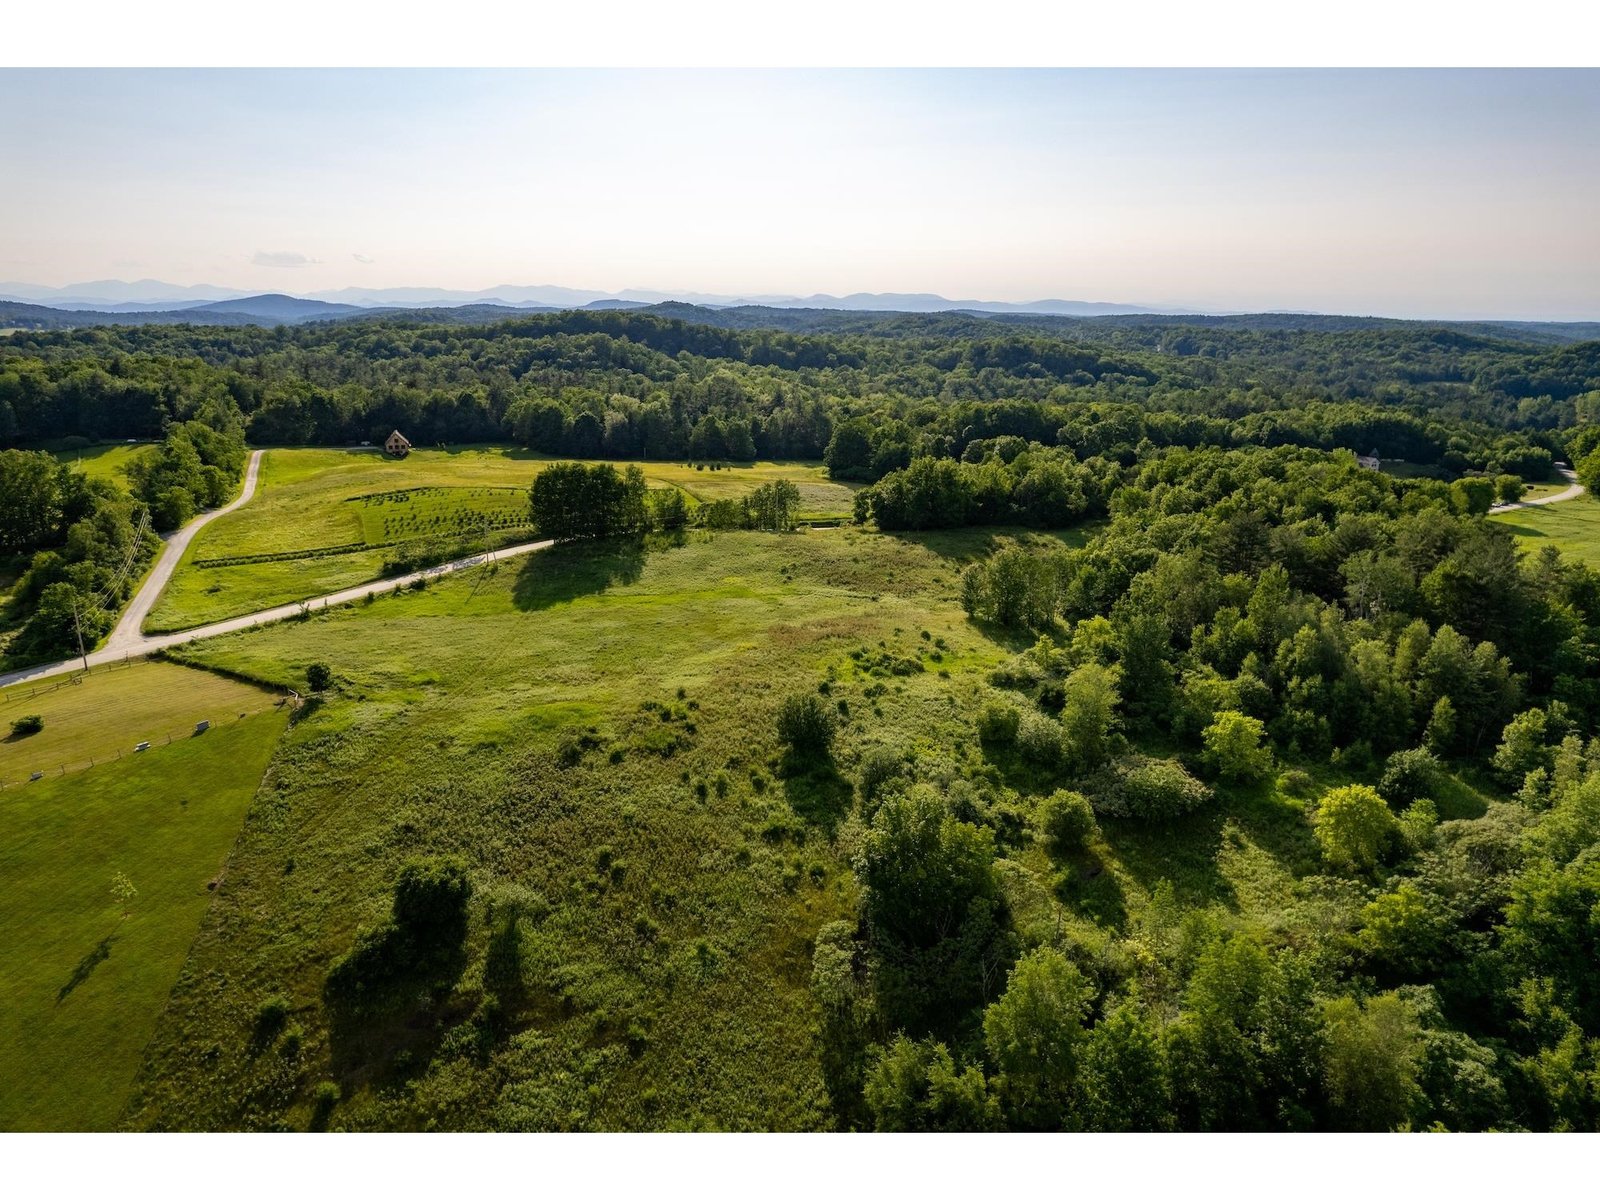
[6,307,1600,1129]
[3,310,1597,473]
[828,441,1600,1131]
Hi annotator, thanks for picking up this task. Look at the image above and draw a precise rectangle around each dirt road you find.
[0,458,554,691]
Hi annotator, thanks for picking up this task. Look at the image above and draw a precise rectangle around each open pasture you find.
[0,709,288,1130]
[0,657,281,786]
[1492,493,1600,570]
[148,446,856,631]
[52,442,155,489]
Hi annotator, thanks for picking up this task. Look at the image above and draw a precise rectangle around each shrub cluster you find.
[1089,755,1214,821]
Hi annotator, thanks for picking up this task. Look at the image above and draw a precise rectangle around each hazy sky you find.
[2,68,1597,319]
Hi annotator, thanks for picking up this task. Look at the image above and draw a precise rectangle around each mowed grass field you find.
[146,447,858,632]
[0,659,282,786]
[1492,493,1600,570]
[109,521,1350,1132]
[53,442,156,488]
[0,707,288,1130]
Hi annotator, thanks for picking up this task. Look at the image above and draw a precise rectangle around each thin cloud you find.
[352,253,375,264]
[251,250,320,268]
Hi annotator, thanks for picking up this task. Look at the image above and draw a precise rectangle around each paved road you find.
[103,449,265,655]
[1488,467,1585,515]
[0,455,554,690]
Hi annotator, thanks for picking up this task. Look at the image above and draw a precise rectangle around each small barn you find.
[1356,448,1381,470]
[385,430,412,458]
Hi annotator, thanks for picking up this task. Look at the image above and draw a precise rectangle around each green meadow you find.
[108,523,1362,1131]
[52,442,156,489]
[1491,493,1600,570]
[146,447,857,632]
[1,658,282,786]
[0,707,288,1130]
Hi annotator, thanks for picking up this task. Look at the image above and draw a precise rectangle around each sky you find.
[1,68,1598,319]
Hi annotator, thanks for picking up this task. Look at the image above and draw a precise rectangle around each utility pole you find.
[70,598,90,674]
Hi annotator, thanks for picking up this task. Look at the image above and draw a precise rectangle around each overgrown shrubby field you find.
[98,505,1551,1133]
[119,529,1040,1129]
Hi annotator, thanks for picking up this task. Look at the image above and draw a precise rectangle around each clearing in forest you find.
[51,442,156,489]
[1492,492,1600,570]
[146,446,856,632]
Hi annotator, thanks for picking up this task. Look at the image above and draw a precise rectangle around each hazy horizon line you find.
[3,276,1597,325]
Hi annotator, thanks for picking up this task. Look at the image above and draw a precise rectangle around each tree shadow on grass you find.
[513,538,646,611]
[1100,806,1237,911]
[323,942,473,1087]
[1489,519,1546,540]
[56,933,116,1004]
[782,756,854,835]
[1053,849,1130,934]
[891,524,1104,566]
[1098,776,1323,912]
[1221,778,1324,875]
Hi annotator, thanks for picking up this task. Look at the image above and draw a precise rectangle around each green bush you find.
[1314,785,1398,873]
[1377,748,1440,808]
[305,662,333,693]
[977,702,1021,746]
[1278,768,1315,797]
[1200,710,1273,782]
[777,692,836,759]
[859,745,909,810]
[1039,789,1096,852]
[252,994,291,1044]
[1015,711,1064,767]
[9,714,43,737]
[1092,756,1213,821]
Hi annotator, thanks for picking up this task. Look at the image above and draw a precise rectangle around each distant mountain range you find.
[0,279,1184,317]
[3,283,1598,346]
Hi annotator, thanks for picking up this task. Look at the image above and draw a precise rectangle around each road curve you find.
[0,492,555,690]
[1488,467,1585,515]
[105,449,265,654]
